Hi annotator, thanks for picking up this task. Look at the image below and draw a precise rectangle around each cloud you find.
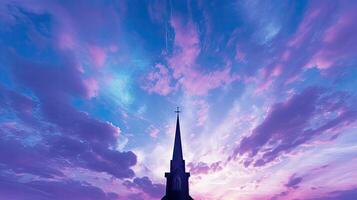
[0,3,141,196]
[0,136,64,178]
[188,161,223,175]
[237,0,286,44]
[147,125,160,139]
[88,45,107,67]
[123,177,165,198]
[235,44,246,62]
[166,16,238,95]
[269,174,304,199]
[194,99,209,127]
[11,52,117,144]
[49,136,136,179]
[285,174,303,189]
[234,87,357,167]
[147,0,168,24]
[308,188,357,200]
[3,88,37,125]
[0,173,117,200]
[0,125,136,180]
[83,78,99,98]
[1,46,138,180]
[141,13,238,96]
[306,3,357,69]
[142,63,176,96]
[256,1,339,85]
[288,4,323,48]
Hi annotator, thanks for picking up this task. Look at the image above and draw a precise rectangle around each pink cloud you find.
[88,45,107,67]
[188,161,223,175]
[306,5,357,69]
[288,8,321,48]
[272,64,282,77]
[281,50,291,61]
[235,44,246,62]
[253,68,274,95]
[306,51,336,69]
[109,44,119,53]
[178,67,238,95]
[83,78,99,98]
[147,125,160,139]
[194,100,209,127]
[142,63,176,96]
[168,17,200,78]
[285,74,299,85]
[254,79,273,95]
[168,16,238,95]
[58,32,76,49]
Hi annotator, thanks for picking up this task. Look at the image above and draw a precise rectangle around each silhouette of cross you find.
[175,107,180,115]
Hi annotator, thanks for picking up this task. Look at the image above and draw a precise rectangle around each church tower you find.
[162,108,194,200]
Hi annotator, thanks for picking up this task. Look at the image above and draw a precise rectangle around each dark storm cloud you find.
[234,87,357,167]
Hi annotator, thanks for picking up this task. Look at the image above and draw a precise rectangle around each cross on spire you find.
[175,106,180,116]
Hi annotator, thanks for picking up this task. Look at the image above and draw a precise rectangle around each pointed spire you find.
[172,107,183,161]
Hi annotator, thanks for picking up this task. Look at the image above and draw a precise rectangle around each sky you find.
[0,0,357,200]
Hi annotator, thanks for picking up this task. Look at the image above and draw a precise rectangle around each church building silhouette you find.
[162,108,194,200]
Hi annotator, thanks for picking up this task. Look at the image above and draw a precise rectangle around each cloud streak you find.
[234,87,357,167]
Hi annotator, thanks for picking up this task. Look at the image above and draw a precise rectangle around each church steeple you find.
[162,107,194,200]
[173,107,183,161]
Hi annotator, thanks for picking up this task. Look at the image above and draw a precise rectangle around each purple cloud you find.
[285,174,303,189]
[0,136,63,178]
[188,161,223,175]
[308,188,357,200]
[126,193,145,200]
[123,177,165,198]
[10,52,118,145]
[0,4,141,197]
[147,14,239,96]
[234,87,357,167]
[306,2,357,69]
[88,45,107,68]
[269,173,304,199]
[142,63,177,96]
[1,46,137,180]
[49,136,136,179]
[0,173,117,200]
[1,87,38,126]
